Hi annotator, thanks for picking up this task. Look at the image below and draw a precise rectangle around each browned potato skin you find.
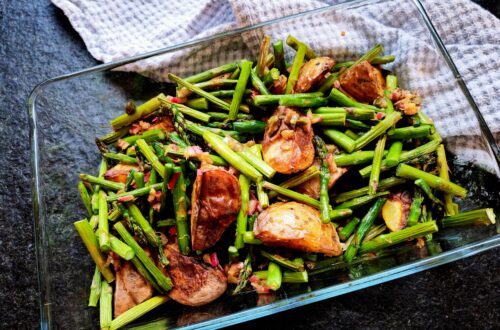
[253,202,342,256]
[262,107,315,174]
[164,244,227,307]
[191,165,241,250]
[339,60,385,103]
[295,160,348,199]
[104,164,139,184]
[295,57,335,93]
[114,260,154,317]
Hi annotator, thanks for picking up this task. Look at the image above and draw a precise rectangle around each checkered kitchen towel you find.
[52,0,500,172]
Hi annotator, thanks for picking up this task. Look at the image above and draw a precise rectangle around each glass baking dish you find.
[29,0,500,328]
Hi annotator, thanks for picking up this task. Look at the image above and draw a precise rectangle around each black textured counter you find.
[0,1,498,328]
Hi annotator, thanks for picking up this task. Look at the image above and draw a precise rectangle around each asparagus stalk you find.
[314,107,376,120]
[329,209,353,221]
[109,296,169,330]
[323,129,356,153]
[184,62,239,84]
[169,73,232,111]
[273,40,287,73]
[250,69,271,95]
[386,74,398,91]
[114,222,173,292]
[359,138,441,178]
[208,111,253,122]
[387,125,432,140]
[360,221,439,253]
[121,129,166,145]
[279,97,328,107]
[108,207,122,222]
[109,235,135,260]
[286,35,317,59]
[239,147,276,179]
[345,119,371,130]
[344,198,386,262]
[396,164,467,198]
[177,79,239,99]
[312,113,347,127]
[385,141,403,166]
[232,120,266,134]
[436,144,456,216]
[185,97,209,110]
[329,88,382,112]
[243,231,263,244]
[101,126,129,145]
[233,251,253,295]
[266,262,282,291]
[314,136,332,223]
[248,145,270,208]
[103,152,138,165]
[267,166,319,199]
[362,224,387,242]
[335,191,390,210]
[407,190,424,227]
[89,214,99,230]
[147,168,157,186]
[334,150,377,166]
[130,257,162,293]
[106,183,163,202]
[97,191,110,251]
[100,280,113,330]
[260,250,305,272]
[208,90,252,98]
[136,139,165,178]
[254,270,309,283]
[263,181,320,208]
[344,129,360,140]
[263,67,281,85]
[202,131,262,181]
[354,112,402,150]
[127,204,159,248]
[172,166,190,255]
[165,146,227,167]
[369,134,387,195]
[78,182,93,215]
[111,95,162,130]
[158,95,211,122]
[334,177,406,203]
[285,42,307,94]
[338,217,360,241]
[133,171,145,189]
[253,92,323,106]
[229,60,253,120]
[80,174,124,191]
[256,35,271,78]
[332,55,396,70]
[74,219,114,282]
[235,174,250,249]
[440,208,496,228]
[88,266,101,307]
[415,179,442,205]
[156,219,176,227]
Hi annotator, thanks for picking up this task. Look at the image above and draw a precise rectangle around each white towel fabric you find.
[51,0,500,172]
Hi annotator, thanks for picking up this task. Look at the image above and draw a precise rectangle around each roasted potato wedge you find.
[295,57,335,93]
[164,244,227,306]
[295,160,347,199]
[262,107,315,174]
[382,192,411,232]
[253,202,342,256]
[113,260,154,317]
[191,165,241,250]
[104,164,139,184]
[339,60,385,103]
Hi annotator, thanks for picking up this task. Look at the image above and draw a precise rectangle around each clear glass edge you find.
[27,0,500,329]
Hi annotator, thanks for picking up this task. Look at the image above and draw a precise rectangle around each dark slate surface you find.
[0,1,499,328]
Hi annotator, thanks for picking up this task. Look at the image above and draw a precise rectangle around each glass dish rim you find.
[28,0,500,329]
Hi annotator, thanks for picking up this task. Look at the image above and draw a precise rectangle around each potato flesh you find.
[104,164,139,184]
[382,198,407,232]
[253,202,342,256]
[262,107,315,174]
[114,260,153,317]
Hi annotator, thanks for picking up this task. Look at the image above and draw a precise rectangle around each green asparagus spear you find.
[127,203,159,248]
[279,97,328,107]
[111,95,162,130]
[407,189,424,227]
[396,164,467,198]
[158,95,211,122]
[109,296,169,330]
[369,135,387,194]
[344,198,386,262]
[313,136,332,223]
[80,174,124,191]
[136,139,165,178]
[109,235,135,260]
[286,35,317,59]
[250,69,271,95]
[273,40,287,73]
[100,280,113,330]
[88,266,101,307]
[184,62,239,84]
[229,60,253,120]
[78,181,93,215]
[335,191,390,210]
[436,144,456,216]
[253,92,323,106]
[354,112,402,150]
[387,125,432,140]
[334,177,406,204]
[103,152,139,165]
[286,42,307,93]
[266,262,282,291]
[243,231,263,244]
[267,166,319,199]
[338,217,360,241]
[414,179,442,205]
[440,208,496,228]
[385,141,403,166]
[232,120,266,134]
[235,174,250,249]
[329,88,382,111]
[332,55,396,70]
[314,107,376,120]
[256,35,271,78]
[172,166,190,255]
[98,190,110,251]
